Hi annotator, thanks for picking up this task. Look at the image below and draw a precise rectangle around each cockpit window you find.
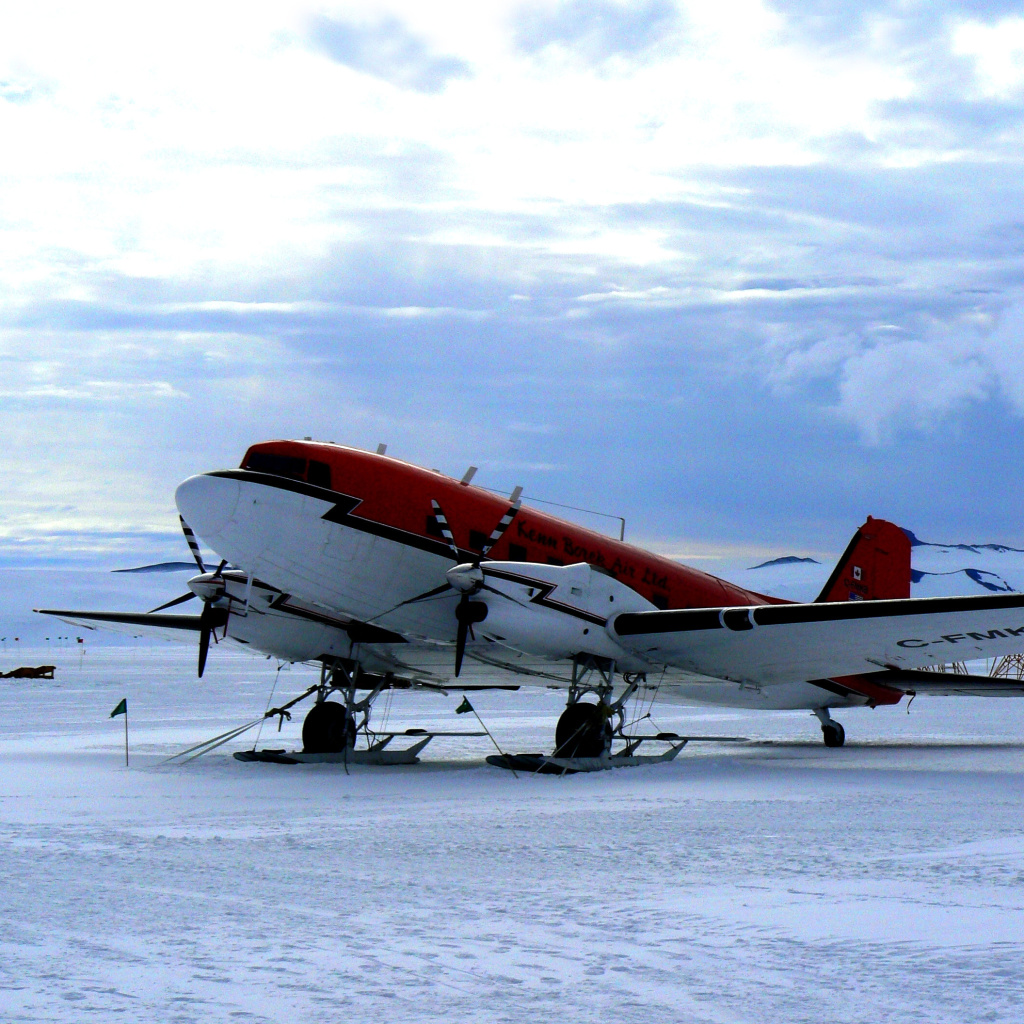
[245,452,307,479]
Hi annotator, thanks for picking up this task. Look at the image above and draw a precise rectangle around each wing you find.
[611,592,1024,686]
[36,609,205,643]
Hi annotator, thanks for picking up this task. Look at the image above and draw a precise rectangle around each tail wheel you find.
[554,702,612,758]
[302,701,356,753]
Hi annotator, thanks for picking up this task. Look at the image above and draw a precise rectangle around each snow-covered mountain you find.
[722,530,1024,603]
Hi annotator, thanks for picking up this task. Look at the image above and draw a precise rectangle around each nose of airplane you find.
[175,474,241,545]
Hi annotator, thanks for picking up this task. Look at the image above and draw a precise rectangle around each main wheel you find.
[554,702,612,758]
[822,722,846,748]
[302,701,356,753]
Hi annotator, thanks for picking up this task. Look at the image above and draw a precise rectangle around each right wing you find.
[611,592,1024,686]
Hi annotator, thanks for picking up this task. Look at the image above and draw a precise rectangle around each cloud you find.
[835,339,991,444]
[0,78,40,104]
[6,2,1024,565]
[513,0,680,61]
[307,14,471,93]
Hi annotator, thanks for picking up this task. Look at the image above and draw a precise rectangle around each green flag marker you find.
[455,696,474,715]
[110,698,129,766]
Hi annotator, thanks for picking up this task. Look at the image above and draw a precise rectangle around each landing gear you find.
[814,708,846,747]
[235,659,489,765]
[554,702,612,758]
[489,656,718,773]
[548,657,641,760]
[299,660,388,754]
[302,701,356,753]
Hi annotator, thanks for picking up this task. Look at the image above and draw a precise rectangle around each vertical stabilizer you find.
[815,516,911,603]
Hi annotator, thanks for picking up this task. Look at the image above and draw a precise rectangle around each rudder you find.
[815,516,911,603]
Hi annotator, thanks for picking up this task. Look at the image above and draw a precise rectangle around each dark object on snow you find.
[2,665,56,679]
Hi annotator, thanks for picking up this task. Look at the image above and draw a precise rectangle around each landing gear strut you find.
[814,708,846,747]
[552,656,642,758]
[301,660,386,754]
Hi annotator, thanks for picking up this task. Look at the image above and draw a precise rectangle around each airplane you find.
[38,439,1024,767]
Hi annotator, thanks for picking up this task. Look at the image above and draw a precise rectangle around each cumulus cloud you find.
[835,340,991,444]
[307,14,471,92]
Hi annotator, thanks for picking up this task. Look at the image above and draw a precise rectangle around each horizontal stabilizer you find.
[867,667,1024,697]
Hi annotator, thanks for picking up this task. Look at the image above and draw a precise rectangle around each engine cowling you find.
[469,560,657,669]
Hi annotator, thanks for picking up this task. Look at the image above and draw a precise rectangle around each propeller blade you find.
[148,592,197,613]
[454,597,470,678]
[399,580,454,607]
[430,500,462,561]
[198,629,211,678]
[453,596,488,678]
[481,499,522,557]
[198,602,213,678]
[179,516,207,573]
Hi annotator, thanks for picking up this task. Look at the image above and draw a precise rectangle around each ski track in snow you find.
[0,647,1023,1023]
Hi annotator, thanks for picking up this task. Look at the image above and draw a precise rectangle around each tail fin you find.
[815,516,911,603]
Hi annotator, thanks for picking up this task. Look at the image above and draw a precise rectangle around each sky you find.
[2,0,1024,570]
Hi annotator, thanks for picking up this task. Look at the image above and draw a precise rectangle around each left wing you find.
[36,609,208,643]
[610,592,1024,685]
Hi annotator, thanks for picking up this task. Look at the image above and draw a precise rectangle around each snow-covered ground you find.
[1,644,1023,1023]
[3,536,1024,1022]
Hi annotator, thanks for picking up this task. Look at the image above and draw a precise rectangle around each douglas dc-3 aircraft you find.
[39,440,1024,768]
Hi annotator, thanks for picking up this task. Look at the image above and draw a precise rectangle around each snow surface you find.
[4,543,1024,1022]
[2,644,1024,1023]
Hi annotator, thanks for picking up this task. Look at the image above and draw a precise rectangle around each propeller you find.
[196,560,228,679]
[430,496,521,677]
[147,517,232,677]
[363,494,522,676]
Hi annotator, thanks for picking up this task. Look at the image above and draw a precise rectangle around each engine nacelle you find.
[472,561,657,668]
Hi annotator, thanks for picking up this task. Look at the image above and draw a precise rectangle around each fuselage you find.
[179,439,775,610]
[174,440,883,711]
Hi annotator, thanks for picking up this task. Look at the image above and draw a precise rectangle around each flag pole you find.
[458,698,518,779]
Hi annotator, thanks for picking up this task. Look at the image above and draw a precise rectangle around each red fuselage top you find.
[240,440,781,611]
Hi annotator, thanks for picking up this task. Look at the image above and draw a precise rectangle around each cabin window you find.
[508,543,527,562]
[307,460,332,489]
[651,593,669,610]
[546,556,565,566]
[469,529,488,552]
[245,452,307,479]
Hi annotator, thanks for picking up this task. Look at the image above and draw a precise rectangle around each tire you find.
[302,701,356,753]
[554,702,612,758]
[822,722,845,748]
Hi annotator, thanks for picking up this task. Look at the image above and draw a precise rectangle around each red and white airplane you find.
[40,440,1024,763]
